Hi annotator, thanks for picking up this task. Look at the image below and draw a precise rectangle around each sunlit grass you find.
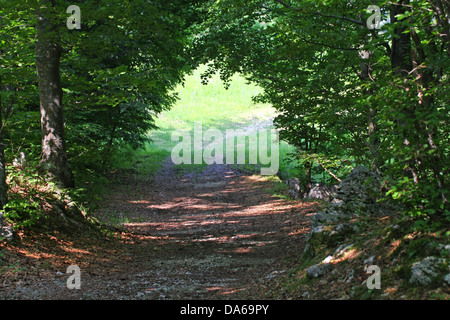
[147,65,275,151]
[140,64,297,177]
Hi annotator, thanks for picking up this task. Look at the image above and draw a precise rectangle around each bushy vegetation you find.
[193,0,449,226]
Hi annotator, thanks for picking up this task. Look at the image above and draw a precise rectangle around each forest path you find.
[1,159,319,300]
[88,160,317,299]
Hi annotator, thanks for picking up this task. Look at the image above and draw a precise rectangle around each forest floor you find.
[0,158,321,300]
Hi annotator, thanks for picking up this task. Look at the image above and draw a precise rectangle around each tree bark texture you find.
[35,1,74,188]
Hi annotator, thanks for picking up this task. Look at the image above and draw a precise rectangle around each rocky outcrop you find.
[299,165,450,293]
[303,166,383,267]
[284,178,338,201]
[285,166,381,205]
[333,166,382,213]
[311,166,384,227]
[306,262,332,278]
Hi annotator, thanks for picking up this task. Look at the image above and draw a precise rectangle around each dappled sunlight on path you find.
[92,161,318,299]
[0,160,318,300]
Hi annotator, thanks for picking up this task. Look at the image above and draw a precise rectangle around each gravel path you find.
[1,160,318,300]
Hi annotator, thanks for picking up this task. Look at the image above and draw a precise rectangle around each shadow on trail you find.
[95,161,319,299]
[0,160,319,300]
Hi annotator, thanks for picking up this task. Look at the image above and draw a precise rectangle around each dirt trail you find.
[1,160,318,300]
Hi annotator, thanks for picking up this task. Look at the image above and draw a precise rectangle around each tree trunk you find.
[35,1,74,188]
[0,74,12,242]
[303,160,312,197]
[389,1,421,185]
[356,49,381,172]
[390,1,412,76]
[0,75,8,209]
[389,1,447,207]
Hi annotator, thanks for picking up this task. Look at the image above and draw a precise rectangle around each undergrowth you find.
[1,162,104,239]
[264,208,450,300]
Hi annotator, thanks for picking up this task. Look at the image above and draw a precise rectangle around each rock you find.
[306,223,357,256]
[266,270,286,280]
[326,223,356,243]
[286,177,300,190]
[444,274,450,287]
[409,256,449,286]
[0,213,14,243]
[334,244,354,258]
[305,183,338,201]
[304,166,387,262]
[311,225,326,234]
[364,255,377,265]
[312,210,345,226]
[310,166,385,228]
[286,177,301,199]
[285,179,339,201]
[333,166,382,215]
[331,198,343,204]
[288,189,300,199]
[306,263,332,278]
[335,223,357,233]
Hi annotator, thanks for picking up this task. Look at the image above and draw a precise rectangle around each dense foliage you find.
[194,0,449,221]
[1,0,203,176]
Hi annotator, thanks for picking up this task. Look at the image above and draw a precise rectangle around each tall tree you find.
[35,0,74,187]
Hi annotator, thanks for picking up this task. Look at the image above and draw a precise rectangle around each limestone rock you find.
[305,183,338,201]
[333,166,382,215]
[305,166,385,258]
[311,166,384,226]
[409,256,449,286]
[363,255,377,265]
[306,263,332,278]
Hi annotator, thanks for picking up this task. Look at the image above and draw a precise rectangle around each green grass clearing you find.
[143,65,297,177]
